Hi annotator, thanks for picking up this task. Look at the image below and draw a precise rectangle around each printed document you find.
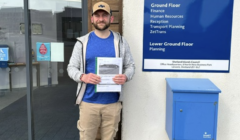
[95,57,122,92]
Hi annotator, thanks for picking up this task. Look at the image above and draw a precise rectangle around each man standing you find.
[67,2,135,140]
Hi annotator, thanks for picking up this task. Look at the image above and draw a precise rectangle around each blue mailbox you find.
[165,78,221,140]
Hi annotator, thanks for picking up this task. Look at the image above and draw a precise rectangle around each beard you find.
[92,21,111,31]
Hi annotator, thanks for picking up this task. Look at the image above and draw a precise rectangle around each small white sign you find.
[144,59,229,71]
[51,42,64,62]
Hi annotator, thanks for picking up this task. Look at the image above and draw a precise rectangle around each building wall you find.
[122,0,240,140]
[0,8,59,89]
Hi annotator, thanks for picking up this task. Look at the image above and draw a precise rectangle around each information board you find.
[143,0,234,72]
[0,48,9,61]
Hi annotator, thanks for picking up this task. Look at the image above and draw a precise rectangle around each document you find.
[95,57,122,92]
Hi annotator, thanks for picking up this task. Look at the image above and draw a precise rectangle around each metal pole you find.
[24,0,34,139]
[48,61,52,86]
[82,0,88,35]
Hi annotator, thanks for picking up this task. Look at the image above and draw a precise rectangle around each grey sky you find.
[0,0,81,13]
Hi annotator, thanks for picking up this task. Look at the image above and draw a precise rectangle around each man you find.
[67,2,135,140]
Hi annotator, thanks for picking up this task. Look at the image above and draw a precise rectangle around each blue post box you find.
[165,78,221,140]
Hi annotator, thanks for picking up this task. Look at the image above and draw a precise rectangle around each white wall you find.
[122,0,240,140]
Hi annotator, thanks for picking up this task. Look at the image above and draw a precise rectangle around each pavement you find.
[0,77,79,140]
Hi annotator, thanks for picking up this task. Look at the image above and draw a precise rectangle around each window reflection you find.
[0,0,81,139]
[29,1,81,140]
[0,1,28,139]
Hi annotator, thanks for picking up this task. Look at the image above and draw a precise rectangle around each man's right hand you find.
[81,73,101,84]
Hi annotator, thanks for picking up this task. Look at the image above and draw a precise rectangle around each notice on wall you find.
[143,0,234,72]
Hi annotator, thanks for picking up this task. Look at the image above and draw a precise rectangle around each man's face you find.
[91,10,113,31]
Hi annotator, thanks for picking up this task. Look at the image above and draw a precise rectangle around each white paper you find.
[95,57,122,92]
[51,42,64,62]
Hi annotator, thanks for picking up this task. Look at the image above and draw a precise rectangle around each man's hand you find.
[113,74,127,85]
[81,73,101,84]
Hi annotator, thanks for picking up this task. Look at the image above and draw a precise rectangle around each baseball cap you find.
[92,2,111,15]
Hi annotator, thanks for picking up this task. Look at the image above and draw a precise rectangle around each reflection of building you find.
[56,7,82,44]
[0,6,82,89]
[0,6,82,60]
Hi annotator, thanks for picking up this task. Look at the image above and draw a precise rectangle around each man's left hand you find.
[113,74,127,85]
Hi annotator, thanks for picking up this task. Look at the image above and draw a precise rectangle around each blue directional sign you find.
[0,48,9,61]
[143,0,234,73]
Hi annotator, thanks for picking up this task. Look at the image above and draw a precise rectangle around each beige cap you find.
[92,2,111,15]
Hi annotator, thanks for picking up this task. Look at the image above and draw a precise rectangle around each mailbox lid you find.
[166,78,221,93]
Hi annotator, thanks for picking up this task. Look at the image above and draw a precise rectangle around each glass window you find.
[29,0,82,139]
[0,0,28,139]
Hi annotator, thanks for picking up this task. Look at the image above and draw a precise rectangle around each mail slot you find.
[165,78,221,140]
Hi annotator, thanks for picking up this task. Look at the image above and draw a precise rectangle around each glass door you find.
[0,0,28,139]
[29,0,82,139]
